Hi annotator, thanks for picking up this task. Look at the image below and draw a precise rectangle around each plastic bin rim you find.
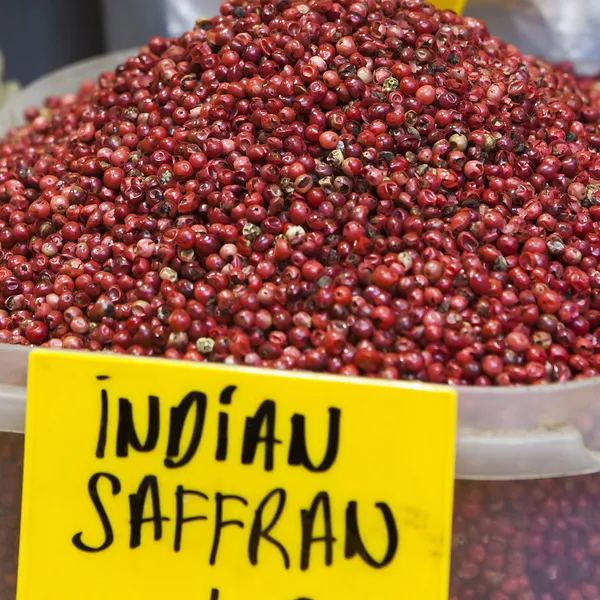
[0,343,598,395]
[11,47,141,93]
[454,376,600,395]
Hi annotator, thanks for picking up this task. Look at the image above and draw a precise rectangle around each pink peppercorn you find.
[0,0,597,389]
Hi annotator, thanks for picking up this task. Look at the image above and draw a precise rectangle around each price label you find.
[18,349,456,600]
[431,0,467,13]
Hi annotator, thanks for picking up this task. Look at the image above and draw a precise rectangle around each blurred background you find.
[0,0,599,90]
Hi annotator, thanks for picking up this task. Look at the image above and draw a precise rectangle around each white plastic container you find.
[2,52,600,480]
[1,342,600,479]
[3,50,600,600]
[0,49,137,134]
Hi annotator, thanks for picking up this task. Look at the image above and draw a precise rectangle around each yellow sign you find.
[431,0,466,13]
[19,349,456,600]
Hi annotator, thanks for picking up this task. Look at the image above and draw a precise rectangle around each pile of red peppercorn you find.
[575,71,600,113]
[451,475,600,600]
[1,0,600,386]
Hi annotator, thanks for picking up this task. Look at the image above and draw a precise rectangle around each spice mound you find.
[1,0,600,386]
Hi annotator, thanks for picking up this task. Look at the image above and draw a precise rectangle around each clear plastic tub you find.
[3,51,600,599]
